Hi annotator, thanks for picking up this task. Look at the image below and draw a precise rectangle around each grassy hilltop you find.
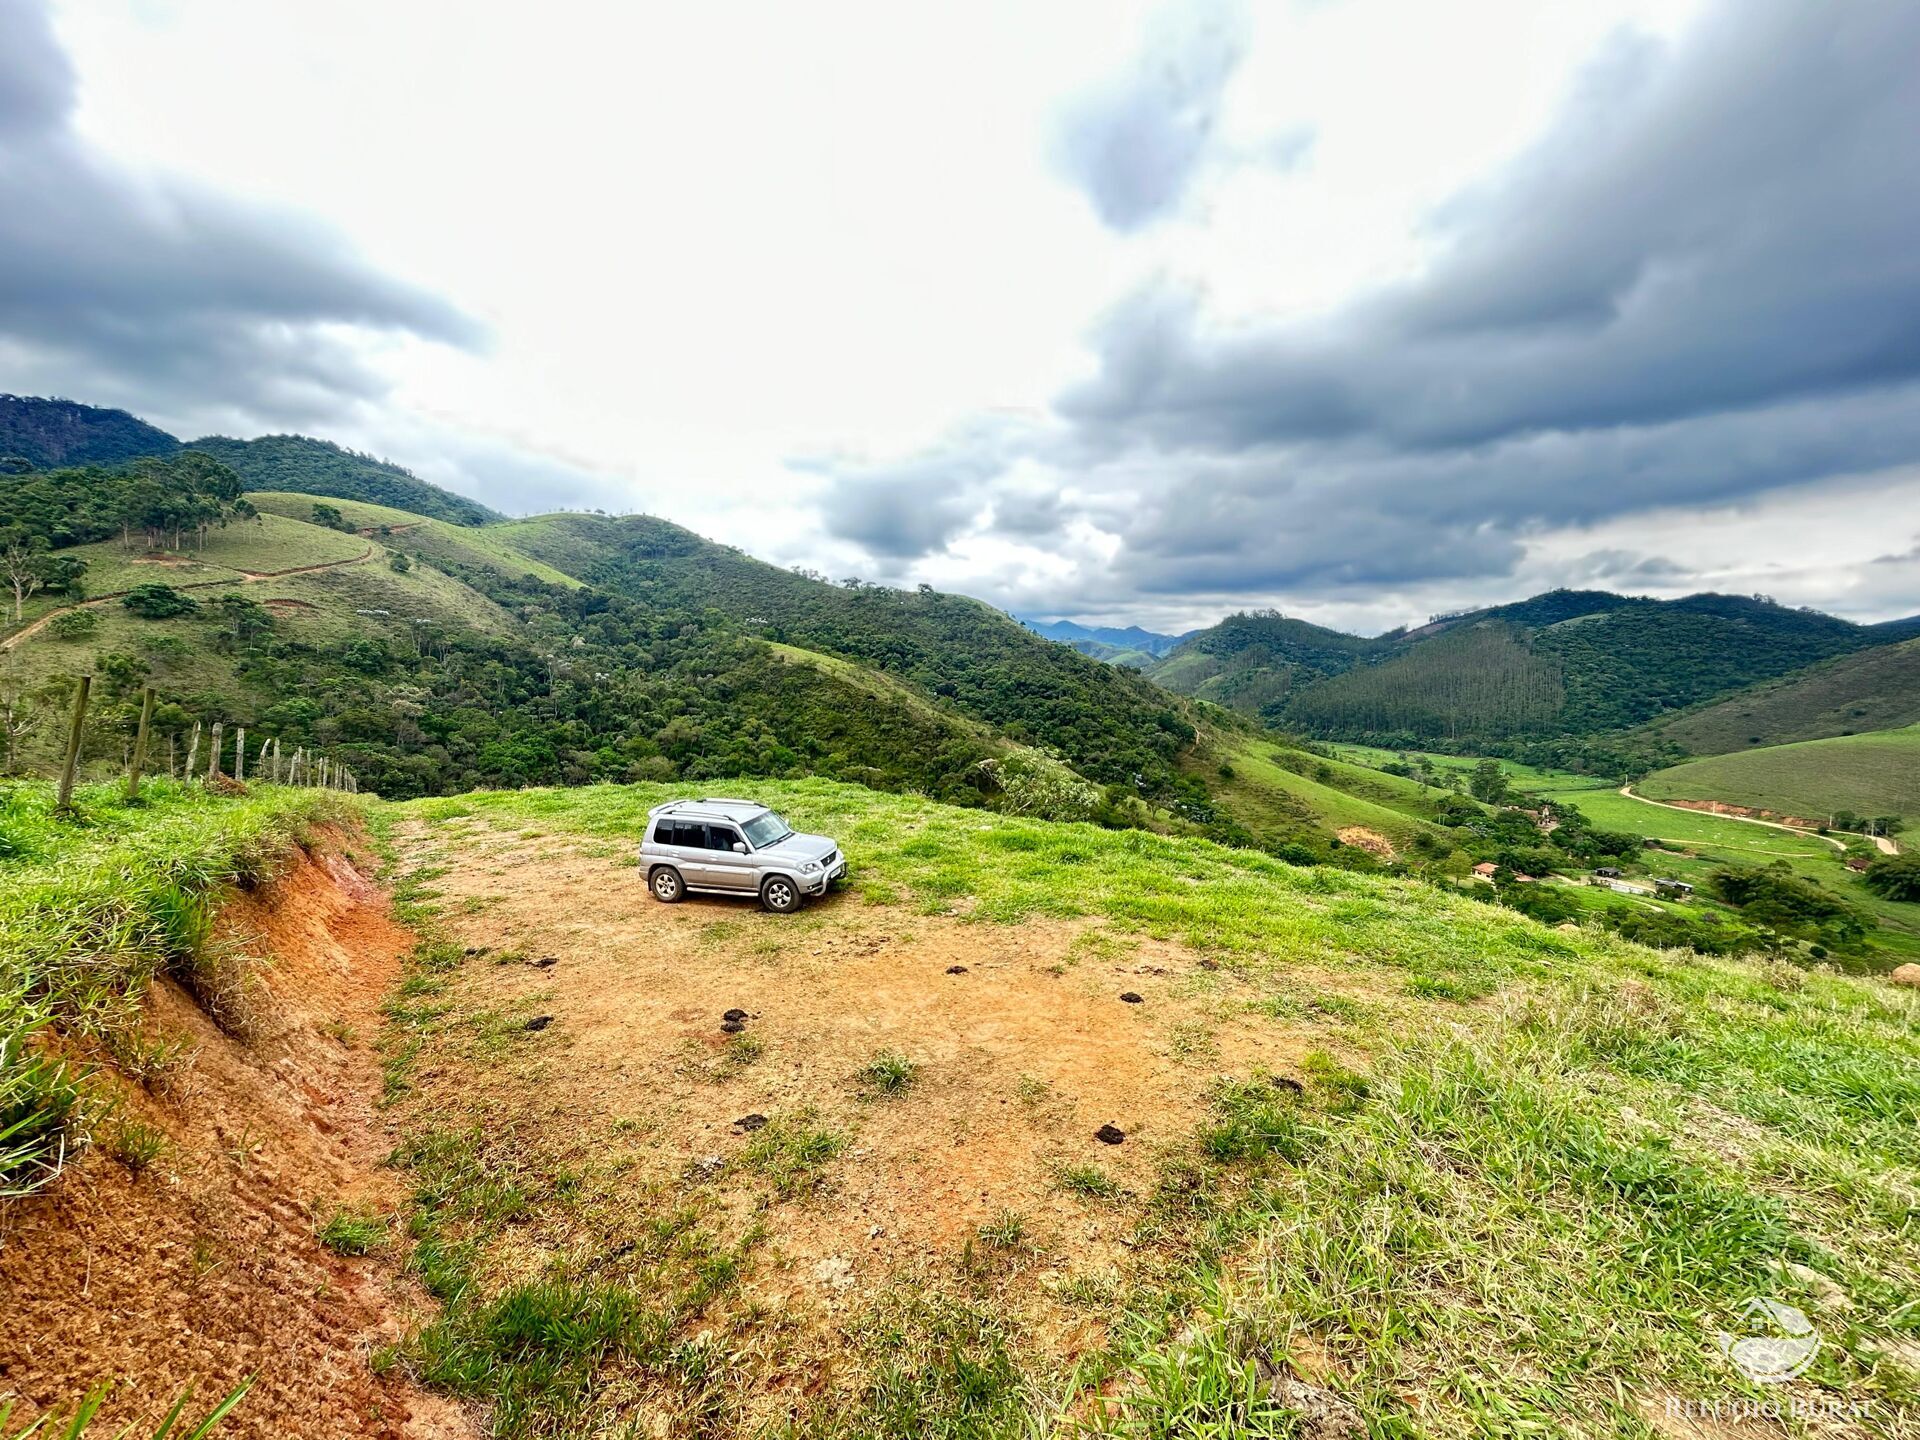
[11,776,1917,1434]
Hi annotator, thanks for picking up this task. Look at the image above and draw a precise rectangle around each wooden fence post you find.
[234,726,246,783]
[54,675,91,814]
[185,721,201,781]
[207,722,223,782]
[127,686,156,800]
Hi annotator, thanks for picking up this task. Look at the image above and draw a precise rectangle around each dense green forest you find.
[184,434,500,526]
[1281,622,1566,740]
[1145,589,1907,769]
[0,394,179,470]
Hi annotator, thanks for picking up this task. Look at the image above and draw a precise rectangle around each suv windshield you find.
[742,811,793,848]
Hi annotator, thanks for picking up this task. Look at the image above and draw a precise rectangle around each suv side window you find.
[707,825,743,851]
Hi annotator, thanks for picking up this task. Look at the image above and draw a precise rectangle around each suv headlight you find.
[802,859,821,873]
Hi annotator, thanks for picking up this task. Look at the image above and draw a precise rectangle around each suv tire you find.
[650,866,686,903]
[760,876,802,914]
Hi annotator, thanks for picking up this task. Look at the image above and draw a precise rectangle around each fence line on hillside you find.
[53,679,362,807]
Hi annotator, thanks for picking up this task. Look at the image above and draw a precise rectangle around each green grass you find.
[0,778,354,1194]
[1641,725,1920,827]
[858,1050,919,1096]
[1199,733,1460,854]
[317,1206,390,1256]
[379,777,1920,1435]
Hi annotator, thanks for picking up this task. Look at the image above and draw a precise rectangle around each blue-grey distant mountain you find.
[1019,617,1191,659]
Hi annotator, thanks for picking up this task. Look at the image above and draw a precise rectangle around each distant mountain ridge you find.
[1149,590,1920,756]
[0,394,179,469]
[1019,617,1190,657]
[0,394,498,526]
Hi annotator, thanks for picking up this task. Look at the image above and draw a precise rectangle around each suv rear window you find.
[655,819,704,847]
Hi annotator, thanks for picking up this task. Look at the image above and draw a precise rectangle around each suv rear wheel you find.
[650,866,685,903]
[760,876,802,914]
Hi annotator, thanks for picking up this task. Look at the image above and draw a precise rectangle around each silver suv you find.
[641,798,846,913]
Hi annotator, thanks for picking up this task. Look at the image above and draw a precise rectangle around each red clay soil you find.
[0,837,474,1439]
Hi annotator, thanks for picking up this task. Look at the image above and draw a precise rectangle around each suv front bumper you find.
[806,857,848,894]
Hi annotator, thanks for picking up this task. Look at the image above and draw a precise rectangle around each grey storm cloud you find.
[0,0,479,432]
[1050,0,1254,232]
[1060,2,1920,457]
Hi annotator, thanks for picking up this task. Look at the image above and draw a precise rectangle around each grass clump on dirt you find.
[740,1109,850,1197]
[316,1206,390,1257]
[857,1049,917,1096]
[0,778,354,1196]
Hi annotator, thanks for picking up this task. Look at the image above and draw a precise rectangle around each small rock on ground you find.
[524,1015,553,1032]
[1119,992,1144,1004]
[1095,1124,1126,1144]
[1259,1374,1364,1440]
[946,965,969,975]
[735,1113,768,1132]
[723,1007,750,1022]
[720,1019,746,1034]
[532,955,558,968]
[1890,962,1920,988]
[813,1255,855,1290]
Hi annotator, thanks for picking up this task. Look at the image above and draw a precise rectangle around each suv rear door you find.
[655,818,712,886]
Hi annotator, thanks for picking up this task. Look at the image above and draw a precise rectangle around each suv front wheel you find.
[760,876,802,914]
[650,866,685,903]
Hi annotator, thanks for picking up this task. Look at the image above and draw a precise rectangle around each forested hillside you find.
[1154,590,1891,760]
[186,434,501,526]
[3,462,1257,843]
[0,395,179,469]
[1646,635,1920,753]
[1147,610,1385,719]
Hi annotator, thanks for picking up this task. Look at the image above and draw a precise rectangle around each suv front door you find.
[702,823,758,891]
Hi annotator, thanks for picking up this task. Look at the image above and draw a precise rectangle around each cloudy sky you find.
[5,0,1919,633]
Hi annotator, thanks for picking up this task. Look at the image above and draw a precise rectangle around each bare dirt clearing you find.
[0,837,475,1440]
[388,816,1346,1423]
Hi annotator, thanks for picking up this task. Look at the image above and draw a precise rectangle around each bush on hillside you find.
[122,584,197,619]
[1863,853,1920,903]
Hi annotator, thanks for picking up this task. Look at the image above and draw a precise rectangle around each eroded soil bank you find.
[0,833,475,1439]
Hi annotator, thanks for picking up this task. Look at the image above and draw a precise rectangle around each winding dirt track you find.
[1618,784,1899,855]
[0,544,375,654]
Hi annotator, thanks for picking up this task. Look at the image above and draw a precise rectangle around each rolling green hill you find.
[1645,636,1920,754]
[188,434,501,526]
[1639,725,1920,827]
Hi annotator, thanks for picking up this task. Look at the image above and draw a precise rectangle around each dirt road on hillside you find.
[1617,785,1854,851]
[0,545,377,654]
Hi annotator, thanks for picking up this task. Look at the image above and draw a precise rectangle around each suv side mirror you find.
[733,841,748,854]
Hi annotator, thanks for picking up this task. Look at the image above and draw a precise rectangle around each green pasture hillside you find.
[191,433,501,525]
[1639,726,1920,827]
[246,492,580,588]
